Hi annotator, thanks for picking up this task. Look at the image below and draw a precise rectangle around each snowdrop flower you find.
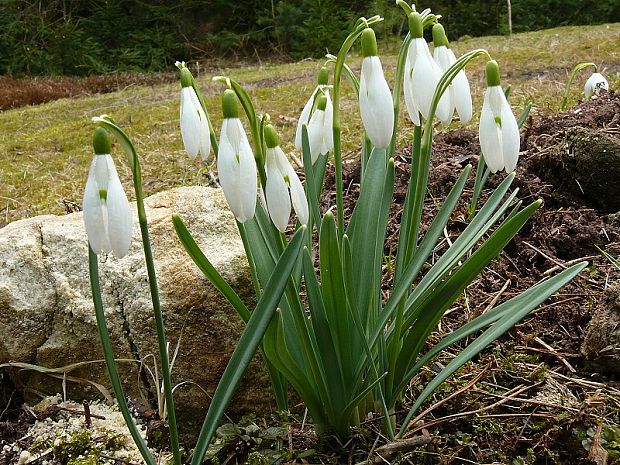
[307,94,333,163]
[584,72,609,99]
[404,13,451,125]
[359,28,394,149]
[295,67,333,151]
[217,89,257,223]
[264,124,309,232]
[478,60,520,173]
[179,67,211,161]
[432,23,472,124]
[83,127,133,257]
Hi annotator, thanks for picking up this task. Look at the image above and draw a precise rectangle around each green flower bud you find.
[360,28,378,57]
[485,60,501,87]
[408,12,423,39]
[432,23,449,47]
[316,94,328,111]
[264,124,279,149]
[92,127,111,155]
[318,66,329,86]
[180,67,193,88]
[222,89,240,118]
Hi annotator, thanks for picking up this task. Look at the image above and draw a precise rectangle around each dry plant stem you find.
[532,336,576,373]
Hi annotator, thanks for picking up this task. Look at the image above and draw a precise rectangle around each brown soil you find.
[2,94,620,464]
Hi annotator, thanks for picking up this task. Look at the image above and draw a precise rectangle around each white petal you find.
[499,94,520,173]
[433,46,456,121]
[307,109,326,163]
[322,91,334,153]
[105,159,133,258]
[411,39,450,123]
[295,87,319,150]
[266,149,291,232]
[479,88,504,173]
[403,55,421,126]
[584,72,609,99]
[188,89,211,161]
[359,56,394,149]
[83,156,111,254]
[217,119,257,223]
[180,87,202,160]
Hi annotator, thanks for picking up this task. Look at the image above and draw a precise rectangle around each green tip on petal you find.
[92,127,111,155]
[180,67,193,88]
[485,60,501,87]
[408,12,423,38]
[222,89,240,118]
[432,23,449,47]
[316,94,327,111]
[360,28,378,57]
[318,66,329,86]
[264,124,279,148]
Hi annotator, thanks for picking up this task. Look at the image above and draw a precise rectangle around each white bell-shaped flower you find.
[83,128,133,258]
[404,13,451,125]
[264,125,309,232]
[359,28,394,149]
[432,24,472,124]
[584,72,609,99]
[478,60,520,173]
[295,67,333,152]
[307,94,333,163]
[217,90,257,223]
[179,68,211,161]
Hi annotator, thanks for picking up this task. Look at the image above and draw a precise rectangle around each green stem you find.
[560,62,597,111]
[88,248,158,465]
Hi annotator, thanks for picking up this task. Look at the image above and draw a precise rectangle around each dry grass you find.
[0,23,619,225]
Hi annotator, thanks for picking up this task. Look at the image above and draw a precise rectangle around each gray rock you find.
[582,284,620,375]
[0,186,272,435]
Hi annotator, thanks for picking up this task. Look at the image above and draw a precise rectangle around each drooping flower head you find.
[404,12,451,125]
[264,124,309,232]
[179,67,211,161]
[432,23,472,124]
[83,127,133,258]
[295,67,333,153]
[217,89,257,223]
[584,72,609,99]
[307,93,332,163]
[478,60,520,173]
[359,27,394,149]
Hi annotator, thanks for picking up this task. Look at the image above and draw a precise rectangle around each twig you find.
[543,255,597,275]
[532,336,576,373]
[374,436,433,457]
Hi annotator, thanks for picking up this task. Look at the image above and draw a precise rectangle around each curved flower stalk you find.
[404,12,451,125]
[217,89,257,223]
[479,60,520,173]
[83,127,133,258]
[264,124,309,232]
[432,23,472,124]
[179,67,211,161]
[585,71,609,99]
[359,28,394,149]
[307,94,333,163]
[295,67,333,151]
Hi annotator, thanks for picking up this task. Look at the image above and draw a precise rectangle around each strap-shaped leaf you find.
[191,226,306,465]
[398,261,588,436]
[173,214,251,322]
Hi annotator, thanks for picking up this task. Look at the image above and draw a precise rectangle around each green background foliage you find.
[0,0,618,76]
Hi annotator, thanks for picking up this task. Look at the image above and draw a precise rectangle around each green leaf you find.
[191,226,306,465]
[173,214,251,322]
[398,262,587,436]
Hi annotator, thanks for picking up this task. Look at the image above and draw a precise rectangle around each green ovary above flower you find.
[479,60,520,173]
[83,128,133,257]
